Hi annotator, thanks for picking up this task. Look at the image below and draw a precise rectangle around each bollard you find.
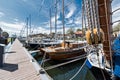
[0,44,5,67]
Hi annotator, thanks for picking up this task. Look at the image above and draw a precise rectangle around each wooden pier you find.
[0,39,51,80]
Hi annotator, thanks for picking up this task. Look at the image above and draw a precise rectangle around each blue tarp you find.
[112,35,120,78]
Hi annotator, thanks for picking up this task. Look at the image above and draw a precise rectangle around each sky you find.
[0,0,120,36]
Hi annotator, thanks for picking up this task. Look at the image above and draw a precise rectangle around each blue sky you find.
[0,0,120,36]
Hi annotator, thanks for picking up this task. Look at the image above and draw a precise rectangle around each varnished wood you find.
[98,0,112,60]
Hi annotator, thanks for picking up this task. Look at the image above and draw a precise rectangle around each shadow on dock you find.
[0,63,18,72]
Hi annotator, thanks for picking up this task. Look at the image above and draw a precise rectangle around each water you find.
[31,52,96,80]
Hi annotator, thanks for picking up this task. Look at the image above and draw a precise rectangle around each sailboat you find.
[40,0,87,60]
[83,0,120,79]
[28,10,63,50]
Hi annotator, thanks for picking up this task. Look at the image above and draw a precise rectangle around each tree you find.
[66,28,75,39]
[49,32,55,38]
[113,23,120,32]
[76,28,82,31]
[2,31,9,38]
[67,27,75,35]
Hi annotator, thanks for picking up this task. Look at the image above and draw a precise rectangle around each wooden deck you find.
[0,39,48,80]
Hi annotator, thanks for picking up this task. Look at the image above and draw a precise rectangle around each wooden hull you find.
[48,49,86,60]
[39,41,87,60]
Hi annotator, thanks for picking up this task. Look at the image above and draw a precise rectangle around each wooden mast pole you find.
[50,8,52,34]
[29,14,31,35]
[55,0,57,40]
[97,0,112,65]
[26,17,29,44]
[62,0,65,48]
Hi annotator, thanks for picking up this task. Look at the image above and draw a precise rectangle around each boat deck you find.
[0,39,46,80]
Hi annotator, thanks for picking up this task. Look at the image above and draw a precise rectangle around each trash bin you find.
[0,44,5,67]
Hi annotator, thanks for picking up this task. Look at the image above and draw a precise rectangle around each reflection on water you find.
[32,52,96,80]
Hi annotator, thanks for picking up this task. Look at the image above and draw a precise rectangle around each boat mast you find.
[55,0,57,40]
[26,17,29,43]
[29,14,31,35]
[98,0,113,69]
[62,0,65,47]
[49,8,52,35]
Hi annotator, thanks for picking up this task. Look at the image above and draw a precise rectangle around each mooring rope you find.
[69,59,87,80]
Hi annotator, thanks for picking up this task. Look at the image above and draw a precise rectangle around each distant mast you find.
[55,0,57,39]
[50,8,52,34]
[29,14,31,35]
[26,17,29,43]
[62,0,65,47]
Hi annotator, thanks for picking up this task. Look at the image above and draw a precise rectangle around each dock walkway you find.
[0,39,41,80]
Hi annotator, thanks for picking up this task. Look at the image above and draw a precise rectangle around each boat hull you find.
[86,59,111,80]
[48,49,86,60]
[29,43,61,50]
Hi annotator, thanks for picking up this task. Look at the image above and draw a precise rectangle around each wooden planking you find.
[0,39,41,80]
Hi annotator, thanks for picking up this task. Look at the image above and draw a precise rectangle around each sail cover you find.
[112,34,120,78]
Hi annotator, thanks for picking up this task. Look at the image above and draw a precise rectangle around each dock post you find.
[0,44,5,67]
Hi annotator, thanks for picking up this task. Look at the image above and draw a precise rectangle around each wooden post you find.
[0,44,5,67]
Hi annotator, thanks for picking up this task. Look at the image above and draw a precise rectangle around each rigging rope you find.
[40,47,47,68]
[83,0,108,79]
[82,0,87,31]
[94,0,101,42]
[90,0,95,29]
[69,59,87,80]
[95,45,106,80]
[86,0,95,44]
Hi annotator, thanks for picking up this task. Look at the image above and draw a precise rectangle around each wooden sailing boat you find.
[40,41,87,60]
[40,0,87,60]
[84,0,120,79]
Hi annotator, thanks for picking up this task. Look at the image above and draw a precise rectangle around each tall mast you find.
[97,0,113,70]
[29,14,31,35]
[50,8,52,34]
[26,17,29,43]
[62,0,65,47]
[55,0,57,39]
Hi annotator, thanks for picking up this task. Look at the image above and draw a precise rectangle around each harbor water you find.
[31,52,96,80]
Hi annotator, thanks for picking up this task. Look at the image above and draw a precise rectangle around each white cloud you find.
[65,3,76,18]
[112,0,120,26]
[51,14,60,23]
[14,18,19,22]
[0,21,25,36]
[33,27,50,34]
[0,21,24,30]
[74,16,82,25]
[0,12,5,17]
